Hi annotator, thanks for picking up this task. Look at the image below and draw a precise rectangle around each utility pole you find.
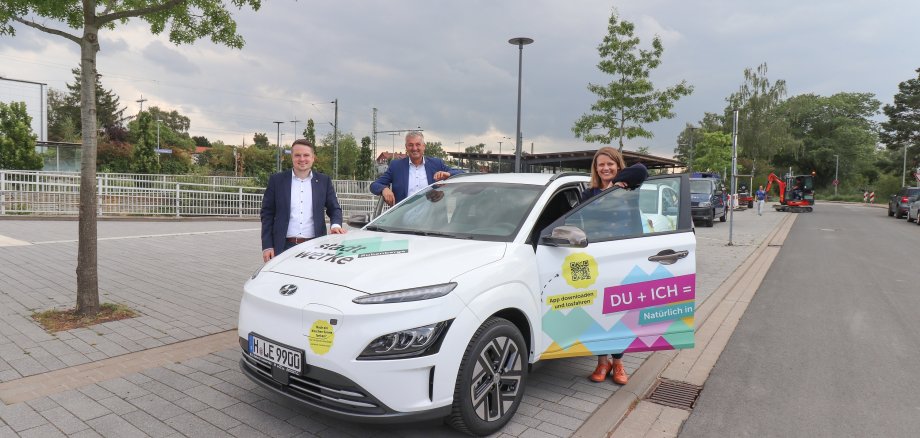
[332,99,339,179]
[834,154,839,196]
[372,108,378,160]
[136,95,147,113]
[273,121,284,172]
[291,119,300,142]
[156,118,161,164]
[729,110,739,246]
[455,141,464,167]
[688,126,697,173]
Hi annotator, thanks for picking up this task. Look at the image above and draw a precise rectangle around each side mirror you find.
[347,214,372,228]
[540,226,587,248]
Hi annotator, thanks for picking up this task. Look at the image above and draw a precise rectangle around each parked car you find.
[689,177,726,227]
[908,197,920,224]
[238,173,697,436]
[888,187,920,218]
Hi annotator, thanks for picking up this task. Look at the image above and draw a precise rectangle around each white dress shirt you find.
[407,158,428,198]
[287,170,315,238]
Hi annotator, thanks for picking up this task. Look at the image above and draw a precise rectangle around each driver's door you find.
[534,174,696,360]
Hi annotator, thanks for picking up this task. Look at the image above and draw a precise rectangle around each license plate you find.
[248,334,303,374]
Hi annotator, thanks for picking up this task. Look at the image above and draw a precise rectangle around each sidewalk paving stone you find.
[86,412,147,437]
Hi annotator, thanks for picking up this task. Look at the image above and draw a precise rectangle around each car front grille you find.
[241,350,389,415]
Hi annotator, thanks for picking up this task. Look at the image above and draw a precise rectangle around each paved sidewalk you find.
[0,208,788,437]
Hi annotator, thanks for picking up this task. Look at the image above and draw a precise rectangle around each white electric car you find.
[238,172,697,436]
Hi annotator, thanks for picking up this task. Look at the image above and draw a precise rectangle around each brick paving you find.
[0,211,785,437]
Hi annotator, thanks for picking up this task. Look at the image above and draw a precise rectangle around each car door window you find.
[551,176,685,243]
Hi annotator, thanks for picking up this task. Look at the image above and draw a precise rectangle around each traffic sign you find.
[155,148,172,154]
[832,179,839,186]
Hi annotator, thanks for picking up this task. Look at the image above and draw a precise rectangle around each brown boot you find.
[611,361,628,385]
[589,362,612,382]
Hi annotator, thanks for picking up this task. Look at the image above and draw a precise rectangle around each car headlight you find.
[352,283,457,304]
[698,201,711,208]
[357,320,452,360]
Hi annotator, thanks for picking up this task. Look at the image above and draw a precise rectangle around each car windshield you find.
[367,182,543,241]
[690,180,712,194]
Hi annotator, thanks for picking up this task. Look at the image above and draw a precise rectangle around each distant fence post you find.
[0,170,6,215]
[175,182,181,217]
[97,175,103,215]
[238,187,243,218]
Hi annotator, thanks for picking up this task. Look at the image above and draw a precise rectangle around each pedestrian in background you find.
[260,139,345,262]
[755,185,766,216]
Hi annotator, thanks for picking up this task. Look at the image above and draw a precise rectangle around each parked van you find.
[689,177,726,227]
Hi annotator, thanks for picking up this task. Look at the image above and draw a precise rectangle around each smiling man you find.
[370,131,463,206]
[260,139,345,262]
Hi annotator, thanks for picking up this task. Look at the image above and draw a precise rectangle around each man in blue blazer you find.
[370,131,463,206]
[261,139,345,262]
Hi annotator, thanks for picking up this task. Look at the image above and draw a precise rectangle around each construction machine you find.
[766,172,814,212]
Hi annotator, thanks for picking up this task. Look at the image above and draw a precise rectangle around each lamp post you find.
[688,126,697,173]
[498,136,512,173]
[291,119,300,142]
[455,141,464,168]
[508,37,533,173]
[156,118,162,165]
[331,99,339,179]
[834,154,839,196]
[273,121,284,172]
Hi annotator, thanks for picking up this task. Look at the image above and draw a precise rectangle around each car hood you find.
[264,230,506,294]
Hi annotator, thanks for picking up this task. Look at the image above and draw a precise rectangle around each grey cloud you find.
[142,40,200,75]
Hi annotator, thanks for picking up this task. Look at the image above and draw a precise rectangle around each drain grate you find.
[646,379,702,410]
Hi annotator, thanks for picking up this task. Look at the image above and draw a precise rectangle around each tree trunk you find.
[75,24,100,316]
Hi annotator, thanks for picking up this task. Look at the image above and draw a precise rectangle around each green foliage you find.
[316,132,358,178]
[146,106,190,133]
[0,101,42,169]
[159,147,192,174]
[47,87,80,142]
[572,8,692,151]
[304,119,316,146]
[725,63,796,162]
[240,146,276,184]
[252,132,270,148]
[777,92,880,188]
[356,136,374,180]
[692,131,732,174]
[96,140,132,172]
[61,67,126,133]
[205,143,237,172]
[130,112,160,173]
[880,68,920,169]
[425,141,448,159]
[192,135,211,147]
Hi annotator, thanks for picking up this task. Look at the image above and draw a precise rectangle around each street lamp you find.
[498,136,512,173]
[455,141,464,167]
[508,37,533,173]
[273,121,284,172]
[687,126,697,173]
[156,118,162,165]
[291,119,301,142]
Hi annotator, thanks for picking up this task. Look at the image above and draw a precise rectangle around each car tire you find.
[888,207,894,217]
[447,317,527,436]
[896,209,904,219]
[705,212,714,227]
[748,201,754,208]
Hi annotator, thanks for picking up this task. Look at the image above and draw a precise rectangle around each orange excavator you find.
[766,173,814,212]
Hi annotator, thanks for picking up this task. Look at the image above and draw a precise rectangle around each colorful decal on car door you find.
[540,263,695,360]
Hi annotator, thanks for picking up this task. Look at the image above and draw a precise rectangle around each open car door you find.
[534,174,696,360]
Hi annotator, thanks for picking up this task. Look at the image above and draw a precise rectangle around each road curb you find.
[574,213,798,438]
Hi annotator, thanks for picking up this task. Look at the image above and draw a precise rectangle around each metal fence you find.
[0,170,379,218]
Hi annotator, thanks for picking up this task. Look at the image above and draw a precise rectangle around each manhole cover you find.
[646,379,702,410]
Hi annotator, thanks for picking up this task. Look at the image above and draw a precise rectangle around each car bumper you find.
[239,352,451,423]
[690,207,712,220]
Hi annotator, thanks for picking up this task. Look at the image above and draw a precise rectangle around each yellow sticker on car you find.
[309,320,334,355]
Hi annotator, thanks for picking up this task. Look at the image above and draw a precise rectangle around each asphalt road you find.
[680,203,920,437]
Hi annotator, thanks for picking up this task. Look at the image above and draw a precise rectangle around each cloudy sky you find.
[2,0,919,158]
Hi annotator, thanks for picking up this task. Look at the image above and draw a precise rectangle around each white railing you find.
[0,170,379,218]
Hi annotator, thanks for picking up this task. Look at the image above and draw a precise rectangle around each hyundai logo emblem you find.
[279,284,298,296]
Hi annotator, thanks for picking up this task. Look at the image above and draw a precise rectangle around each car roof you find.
[443,172,588,186]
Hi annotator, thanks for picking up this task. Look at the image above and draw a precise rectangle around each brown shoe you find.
[589,362,612,382]
[611,361,628,385]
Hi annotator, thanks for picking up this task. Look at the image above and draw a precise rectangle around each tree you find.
[0,0,261,315]
[425,141,448,159]
[253,132,270,148]
[880,68,920,168]
[317,132,358,178]
[130,112,160,174]
[725,63,795,162]
[304,119,316,147]
[147,106,190,133]
[192,135,211,147]
[64,66,126,133]
[572,8,692,151]
[0,101,43,170]
[356,135,374,180]
[692,131,732,175]
[778,92,880,189]
[47,87,80,142]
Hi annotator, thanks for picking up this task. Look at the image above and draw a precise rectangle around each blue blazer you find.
[370,156,463,204]
[261,170,343,254]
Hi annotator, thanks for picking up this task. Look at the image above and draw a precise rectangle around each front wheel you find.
[448,317,527,436]
[888,206,895,217]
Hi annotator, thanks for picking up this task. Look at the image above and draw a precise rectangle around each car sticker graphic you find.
[292,237,409,265]
[308,320,334,355]
[540,264,695,360]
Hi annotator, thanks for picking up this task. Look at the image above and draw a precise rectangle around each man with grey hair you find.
[370,131,462,206]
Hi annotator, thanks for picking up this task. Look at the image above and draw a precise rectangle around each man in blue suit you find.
[261,139,345,262]
[370,131,463,206]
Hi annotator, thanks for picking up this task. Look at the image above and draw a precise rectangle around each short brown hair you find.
[589,146,626,189]
[291,138,315,154]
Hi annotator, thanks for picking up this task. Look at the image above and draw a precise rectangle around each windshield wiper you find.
[364,225,390,232]
[389,230,463,239]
